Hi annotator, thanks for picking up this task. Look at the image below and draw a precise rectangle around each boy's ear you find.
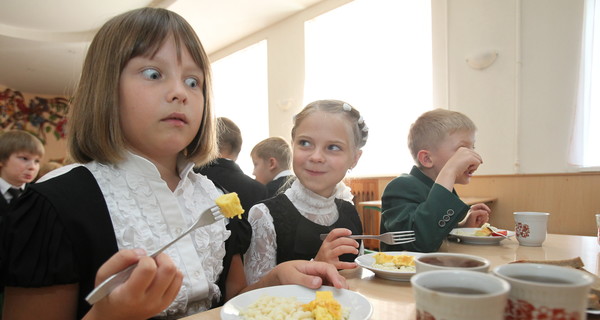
[268,157,278,171]
[417,150,433,168]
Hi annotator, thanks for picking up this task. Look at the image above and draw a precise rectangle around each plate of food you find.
[449,223,514,245]
[355,251,423,281]
[220,284,372,320]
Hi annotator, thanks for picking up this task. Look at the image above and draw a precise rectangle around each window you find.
[211,40,268,175]
[304,0,433,177]
[571,0,600,169]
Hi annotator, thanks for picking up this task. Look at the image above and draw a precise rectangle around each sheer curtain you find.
[211,41,268,174]
[571,0,600,169]
[304,0,433,177]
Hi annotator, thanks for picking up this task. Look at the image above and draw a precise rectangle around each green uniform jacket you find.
[380,166,470,252]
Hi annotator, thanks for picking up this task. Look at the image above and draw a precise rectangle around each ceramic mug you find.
[514,212,549,246]
[411,270,510,320]
[415,252,490,274]
[493,263,593,320]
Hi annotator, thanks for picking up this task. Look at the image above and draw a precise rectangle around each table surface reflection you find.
[182,234,600,320]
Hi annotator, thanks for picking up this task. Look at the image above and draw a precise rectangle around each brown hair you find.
[251,137,291,170]
[0,130,45,163]
[216,117,242,156]
[68,7,217,165]
[292,100,368,150]
[408,108,476,164]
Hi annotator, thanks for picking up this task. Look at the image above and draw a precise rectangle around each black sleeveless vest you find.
[263,194,363,263]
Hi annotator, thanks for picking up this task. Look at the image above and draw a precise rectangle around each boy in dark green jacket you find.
[380,109,491,252]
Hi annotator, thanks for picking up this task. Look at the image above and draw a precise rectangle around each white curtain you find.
[570,0,600,168]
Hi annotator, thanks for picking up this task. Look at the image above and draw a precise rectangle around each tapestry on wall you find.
[0,88,69,144]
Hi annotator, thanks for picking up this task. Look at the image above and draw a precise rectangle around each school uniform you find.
[265,170,294,198]
[0,178,25,219]
[0,154,250,318]
[244,179,362,284]
[380,166,470,252]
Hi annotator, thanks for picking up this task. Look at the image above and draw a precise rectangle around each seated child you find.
[250,136,295,197]
[0,130,44,217]
[244,100,367,284]
[380,108,490,252]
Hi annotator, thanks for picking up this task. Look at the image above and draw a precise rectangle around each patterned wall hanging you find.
[0,88,69,144]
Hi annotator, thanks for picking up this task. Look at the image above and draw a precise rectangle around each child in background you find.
[251,136,295,197]
[0,8,345,320]
[380,108,490,253]
[0,130,44,217]
[244,100,367,285]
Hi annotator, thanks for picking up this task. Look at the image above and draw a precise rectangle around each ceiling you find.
[0,0,325,96]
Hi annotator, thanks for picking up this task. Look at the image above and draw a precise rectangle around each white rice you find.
[373,262,416,272]
[239,295,314,320]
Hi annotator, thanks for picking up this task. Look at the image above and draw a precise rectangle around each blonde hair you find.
[0,130,45,163]
[68,7,217,165]
[251,137,291,170]
[292,100,368,150]
[408,108,476,164]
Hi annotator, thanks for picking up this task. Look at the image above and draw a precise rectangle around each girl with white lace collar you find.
[1,9,346,320]
[244,100,369,285]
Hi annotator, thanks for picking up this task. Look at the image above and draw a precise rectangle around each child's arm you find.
[381,174,470,252]
[238,260,348,295]
[435,147,482,191]
[314,228,359,270]
[83,250,183,320]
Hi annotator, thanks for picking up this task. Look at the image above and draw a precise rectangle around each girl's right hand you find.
[314,228,359,270]
[85,249,183,320]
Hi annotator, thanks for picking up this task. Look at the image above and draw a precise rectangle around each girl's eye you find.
[298,140,311,147]
[141,68,161,80]
[185,77,199,88]
[328,145,341,151]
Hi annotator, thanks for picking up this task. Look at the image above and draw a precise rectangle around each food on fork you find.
[372,252,415,271]
[473,223,508,237]
[215,192,244,219]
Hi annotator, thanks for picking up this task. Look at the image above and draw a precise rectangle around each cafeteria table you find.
[182,233,599,320]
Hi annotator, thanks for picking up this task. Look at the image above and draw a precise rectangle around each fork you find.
[319,231,416,246]
[85,205,223,305]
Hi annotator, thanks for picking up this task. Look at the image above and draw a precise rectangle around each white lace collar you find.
[116,151,195,181]
[284,179,337,216]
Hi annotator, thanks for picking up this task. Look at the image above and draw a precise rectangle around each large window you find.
[571,0,600,169]
[304,0,433,177]
[211,40,268,174]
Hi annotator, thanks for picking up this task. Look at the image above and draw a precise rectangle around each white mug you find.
[493,263,593,320]
[411,270,510,320]
[514,212,549,246]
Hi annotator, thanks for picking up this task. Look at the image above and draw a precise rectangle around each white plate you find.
[355,251,423,281]
[449,228,515,245]
[220,284,373,320]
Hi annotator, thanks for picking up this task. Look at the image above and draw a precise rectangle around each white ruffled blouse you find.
[85,152,228,318]
[243,179,355,285]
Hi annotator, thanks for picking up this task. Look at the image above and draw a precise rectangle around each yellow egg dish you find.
[373,252,415,267]
[303,291,343,320]
[474,223,493,236]
[215,192,244,219]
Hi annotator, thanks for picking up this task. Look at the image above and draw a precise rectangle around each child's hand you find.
[437,147,482,190]
[459,203,491,227]
[314,228,359,270]
[86,249,183,320]
[273,260,348,289]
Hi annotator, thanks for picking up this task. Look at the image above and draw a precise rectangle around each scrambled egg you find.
[474,223,493,236]
[373,252,415,267]
[303,291,343,320]
[215,192,244,219]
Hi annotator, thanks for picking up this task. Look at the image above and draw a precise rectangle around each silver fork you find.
[319,231,416,245]
[85,205,223,305]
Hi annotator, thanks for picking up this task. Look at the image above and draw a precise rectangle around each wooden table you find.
[182,233,599,320]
